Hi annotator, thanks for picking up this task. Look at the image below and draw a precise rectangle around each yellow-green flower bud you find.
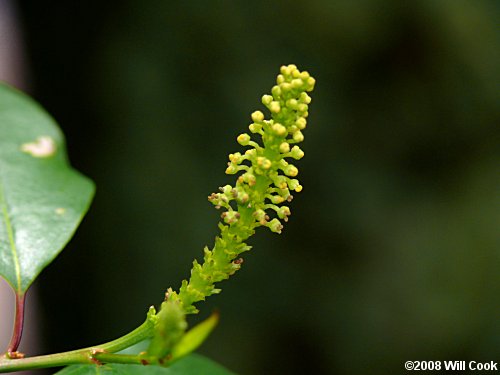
[271,85,281,97]
[249,123,262,133]
[276,74,285,84]
[237,133,251,146]
[284,164,299,177]
[279,142,290,153]
[306,77,316,90]
[295,117,307,130]
[272,123,287,136]
[225,164,238,174]
[268,194,285,204]
[280,82,292,92]
[286,98,298,109]
[299,92,312,104]
[280,65,290,75]
[269,101,281,113]
[291,78,303,89]
[262,95,273,105]
[298,103,308,113]
[290,146,304,160]
[293,130,304,142]
[251,111,264,122]
[245,148,256,157]
[257,157,272,170]
[229,152,242,163]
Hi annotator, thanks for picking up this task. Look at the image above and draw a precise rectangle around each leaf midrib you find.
[0,176,22,293]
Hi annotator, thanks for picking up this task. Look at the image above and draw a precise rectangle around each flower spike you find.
[168,65,315,314]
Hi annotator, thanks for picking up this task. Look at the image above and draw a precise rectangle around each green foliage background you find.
[16,1,499,374]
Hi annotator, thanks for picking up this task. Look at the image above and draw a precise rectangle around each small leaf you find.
[170,312,219,362]
[0,83,95,294]
[55,354,235,375]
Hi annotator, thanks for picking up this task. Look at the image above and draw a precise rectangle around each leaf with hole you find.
[0,83,94,295]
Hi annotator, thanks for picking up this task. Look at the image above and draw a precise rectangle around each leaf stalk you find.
[6,293,26,358]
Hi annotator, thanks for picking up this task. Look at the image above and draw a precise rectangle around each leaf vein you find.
[0,178,22,293]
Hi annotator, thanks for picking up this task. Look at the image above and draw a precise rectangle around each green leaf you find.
[170,312,219,362]
[55,354,235,375]
[0,83,94,294]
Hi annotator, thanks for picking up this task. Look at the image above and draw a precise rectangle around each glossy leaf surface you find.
[55,354,235,375]
[0,83,94,294]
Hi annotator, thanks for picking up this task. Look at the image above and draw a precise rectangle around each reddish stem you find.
[6,293,26,358]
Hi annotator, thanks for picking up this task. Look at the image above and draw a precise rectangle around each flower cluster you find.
[168,65,315,314]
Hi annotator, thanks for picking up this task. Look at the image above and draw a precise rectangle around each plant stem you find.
[6,293,25,358]
[92,353,148,365]
[0,313,156,373]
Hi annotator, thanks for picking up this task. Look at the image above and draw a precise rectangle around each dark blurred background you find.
[8,0,500,374]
